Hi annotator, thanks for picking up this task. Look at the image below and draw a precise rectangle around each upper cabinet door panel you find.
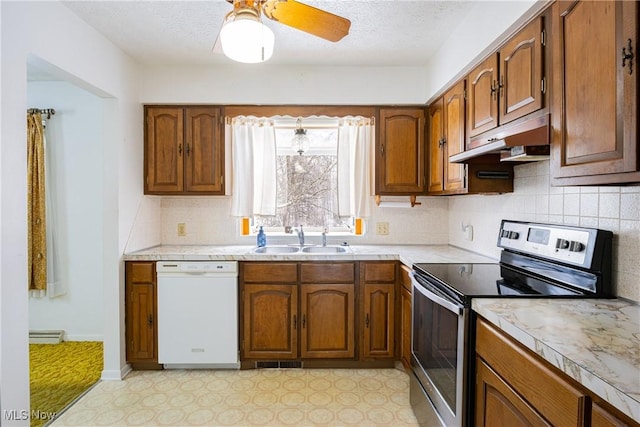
[443,81,467,192]
[499,16,544,124]
[185,108,224,193]
[467,54,499,140]
[378,108,426,194]
[146,108,184,193]
[428,99,444,193]
[551,0,638,181]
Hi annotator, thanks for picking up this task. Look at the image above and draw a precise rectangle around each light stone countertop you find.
[473,298,640,423]
[123,244,638,422]
[122,244,498,265]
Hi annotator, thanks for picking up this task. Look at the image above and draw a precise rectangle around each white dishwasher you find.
[157,261,239,369]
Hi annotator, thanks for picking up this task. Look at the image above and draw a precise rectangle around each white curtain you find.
[337,117,373,218]
[229,117,278,217]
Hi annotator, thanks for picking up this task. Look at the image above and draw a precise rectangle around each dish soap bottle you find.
[257,226,267,247]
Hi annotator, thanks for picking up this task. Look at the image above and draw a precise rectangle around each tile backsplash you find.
[449,160,640,303]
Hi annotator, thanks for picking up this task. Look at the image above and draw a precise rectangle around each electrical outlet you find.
[177,223,187,236]
[376,222,389,235]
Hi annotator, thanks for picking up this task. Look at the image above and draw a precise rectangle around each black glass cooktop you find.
[413,262,589,305]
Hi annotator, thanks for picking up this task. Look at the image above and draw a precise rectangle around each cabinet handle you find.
[293,315,297,329]
[147,315,153,328]
[178,144,183,156]
[490,80,498,101]
[380,144,385,156]
[438,138,446,148]
[499,75,504,98]
[302,314,306,328]
[185,143,191,156]
[622,38,634,75]
[365,313,370,328]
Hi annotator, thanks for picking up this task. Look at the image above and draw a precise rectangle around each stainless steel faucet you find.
[322,228,328,247]
[296,225,305,246]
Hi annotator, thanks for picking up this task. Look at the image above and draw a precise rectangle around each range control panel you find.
[497,220,610,269]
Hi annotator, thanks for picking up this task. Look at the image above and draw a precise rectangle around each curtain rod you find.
[28,108,55,119]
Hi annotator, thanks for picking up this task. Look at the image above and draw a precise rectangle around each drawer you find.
[476,318,588,427]
[300,262,355,283]
[242,262,298,283]
[363,262,396,283]
[127,262,155,283]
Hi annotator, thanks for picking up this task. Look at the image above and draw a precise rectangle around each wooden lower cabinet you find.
[300,284,355,359]
[125,261,161,369]
[242,284,298,359]
[399,265,412,370]
[476,317,640,427]
[240,261,398,365]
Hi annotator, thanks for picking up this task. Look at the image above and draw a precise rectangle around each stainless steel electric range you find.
[409,220,613,427]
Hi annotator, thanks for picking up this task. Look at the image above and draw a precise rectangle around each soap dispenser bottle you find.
[257,226,267,247]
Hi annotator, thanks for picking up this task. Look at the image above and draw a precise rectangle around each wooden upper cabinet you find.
[377,108,426,194]
[145,106,224,195]
[467,54,500,139]
[146,108,184,193]
[467,16,546,148]
[551,0,639,185]
[184,108,224,193]
[428,81,467,194]
[499,16,544,124]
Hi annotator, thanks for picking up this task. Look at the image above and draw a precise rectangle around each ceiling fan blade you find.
[263,0,350,42]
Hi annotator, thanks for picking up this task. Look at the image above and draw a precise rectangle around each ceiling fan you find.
[215,0,351,63]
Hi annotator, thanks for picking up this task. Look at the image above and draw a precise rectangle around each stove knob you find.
[508,231,520,239]
[501,229,510,238]
[569,241,585,252]
[556,238,570,249]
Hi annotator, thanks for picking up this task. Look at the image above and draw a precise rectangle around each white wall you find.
[27,81,104,341]
[1,2,142,423]
[449,161,640,303]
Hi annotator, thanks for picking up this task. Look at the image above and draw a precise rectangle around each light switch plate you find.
[177,223,187,236]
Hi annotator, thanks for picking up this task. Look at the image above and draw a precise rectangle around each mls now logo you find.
[3,409,29,421]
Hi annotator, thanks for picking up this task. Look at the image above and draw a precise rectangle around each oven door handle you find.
[410,272,463,315]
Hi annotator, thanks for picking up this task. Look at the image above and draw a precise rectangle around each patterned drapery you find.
[27,112,47,290]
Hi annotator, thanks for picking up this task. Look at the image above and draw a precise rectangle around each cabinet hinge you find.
[541,29,546,47]
[541,77,546,94]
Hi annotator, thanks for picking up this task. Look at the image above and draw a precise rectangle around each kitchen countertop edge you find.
[473,298,640,423]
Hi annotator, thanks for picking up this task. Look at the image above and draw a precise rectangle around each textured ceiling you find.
[62,1,476,67]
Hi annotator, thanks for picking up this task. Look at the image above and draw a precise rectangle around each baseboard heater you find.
[255,361,303,369]
[29,330,64,344]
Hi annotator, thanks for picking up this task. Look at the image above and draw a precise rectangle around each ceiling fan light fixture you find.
[220,9,274,64]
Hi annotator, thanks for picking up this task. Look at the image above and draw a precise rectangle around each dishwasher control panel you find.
[156,261,238,274]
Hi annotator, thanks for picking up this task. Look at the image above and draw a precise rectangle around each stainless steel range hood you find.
[450,114,550,163]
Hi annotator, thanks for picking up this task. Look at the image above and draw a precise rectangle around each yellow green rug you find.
[30,341,103,427]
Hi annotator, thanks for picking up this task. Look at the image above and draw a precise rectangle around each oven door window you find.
[413,283,460,415]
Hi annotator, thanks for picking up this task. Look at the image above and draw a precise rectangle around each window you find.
[253,119,353,233]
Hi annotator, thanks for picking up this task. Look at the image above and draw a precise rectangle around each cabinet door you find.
[125,262,160,368]
[475,358,550,427]
[428,98,445,193]
[377,108,426,194]
[242,284,298,359]
[185,108,224,193]
[551,0,638,183]
[467,54,499,140]
[363,283,395,359]
[499,16,544,125]
[400,284,412,370]
[300,284,355,359]
[145,107,184,193]
[443,81,467,193]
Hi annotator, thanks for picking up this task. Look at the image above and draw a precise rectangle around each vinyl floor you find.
[51,368,422,426]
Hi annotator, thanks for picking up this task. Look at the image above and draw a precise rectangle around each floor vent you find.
[29,330,64,344]
[255,361,303,369]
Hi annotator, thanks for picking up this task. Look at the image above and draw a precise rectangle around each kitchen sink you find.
[301,246,349,254]
[251,246,300,254]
